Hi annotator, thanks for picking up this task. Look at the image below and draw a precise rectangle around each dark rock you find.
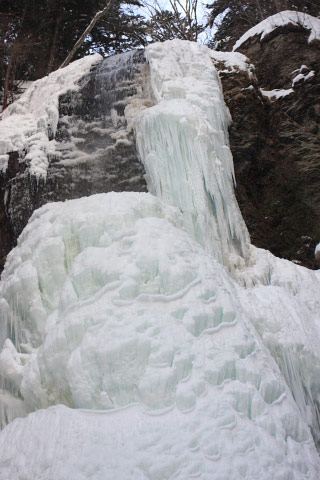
[217,23,320,268]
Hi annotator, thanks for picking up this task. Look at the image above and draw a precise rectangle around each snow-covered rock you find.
[0,55,102,180]
[233,10,320,51]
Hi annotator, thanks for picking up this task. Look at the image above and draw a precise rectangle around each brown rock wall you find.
[217,24,320,268]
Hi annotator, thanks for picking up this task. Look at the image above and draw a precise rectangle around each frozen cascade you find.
[1,50,150,247]
[136,41,250,265]
[0,40,320,479]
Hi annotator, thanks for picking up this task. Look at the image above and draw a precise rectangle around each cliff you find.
[214,11,320,268]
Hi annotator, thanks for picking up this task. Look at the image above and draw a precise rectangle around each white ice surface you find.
[0,155,9,173]
[0,55,102,179]
[1,192,320,479]
[233,10,320,51]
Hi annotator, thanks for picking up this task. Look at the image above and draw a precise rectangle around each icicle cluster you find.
[135,40,250,265]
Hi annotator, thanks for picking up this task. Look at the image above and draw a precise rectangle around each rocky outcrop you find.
[216,23,320,268]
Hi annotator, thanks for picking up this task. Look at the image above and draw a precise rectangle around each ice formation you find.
[136,41,250,264]
[1,192,320,479]
[233,10,320,51]
[1,40,320,479]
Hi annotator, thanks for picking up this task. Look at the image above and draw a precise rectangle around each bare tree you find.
[168,0,200,41]
[143,0,203,42]
[2,4,28,110]
[60,0,115,69]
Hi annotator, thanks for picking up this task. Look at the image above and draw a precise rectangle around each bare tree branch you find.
[143,0,202,42]
[59,0,115,69]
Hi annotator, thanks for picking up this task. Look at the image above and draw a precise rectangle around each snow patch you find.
[292,65,315,86]
[260,88,294,99]
[233,11,320,51]
[210,51,254,77]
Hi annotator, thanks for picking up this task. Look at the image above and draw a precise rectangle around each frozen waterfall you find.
[1,40,320,479]
[136,41,250,265]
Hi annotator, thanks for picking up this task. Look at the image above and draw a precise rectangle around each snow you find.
[0,402,316,480]
[233,10,320,51]
[260,88,294,99]
[0,54,102,180]
[210,51,254,76]
[292,68,315,86]
[0,154,9,172]
[1,40,320,479]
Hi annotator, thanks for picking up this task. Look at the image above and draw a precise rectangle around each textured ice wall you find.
[135,40,250,265]
[235,245,320,448]
[133,41,320,447]
[1,192,320,479]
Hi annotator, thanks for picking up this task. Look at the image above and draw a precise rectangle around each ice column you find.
[135,40,250,265]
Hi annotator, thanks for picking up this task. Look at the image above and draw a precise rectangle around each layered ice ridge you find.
[135,40,250,265]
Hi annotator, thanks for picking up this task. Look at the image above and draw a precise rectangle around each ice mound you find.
[0,192,320,478]
[0,192,253,415]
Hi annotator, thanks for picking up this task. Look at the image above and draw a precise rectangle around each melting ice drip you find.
[1,40,320,479]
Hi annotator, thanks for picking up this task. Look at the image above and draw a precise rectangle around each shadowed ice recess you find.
[1,40,320,479]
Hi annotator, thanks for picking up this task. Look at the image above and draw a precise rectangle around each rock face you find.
[216,25,320,268]
[0,50,151,272]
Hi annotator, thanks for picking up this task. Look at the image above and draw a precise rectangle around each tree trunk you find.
[47,13,63,73]
[3,55,13,110]
[255,0,266,21]
[2,3,28,111]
